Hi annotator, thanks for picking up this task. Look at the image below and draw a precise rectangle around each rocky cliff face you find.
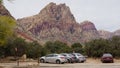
[98,29,120,39]
[0,4,13,17]
[98,30,113,39]
[17,2,100,44]
[79,21,99,42]
[114,29,120,36]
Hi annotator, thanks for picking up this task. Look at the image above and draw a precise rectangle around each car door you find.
[48,54,54,63]
[52,54,58,63]
[45,54,53,62]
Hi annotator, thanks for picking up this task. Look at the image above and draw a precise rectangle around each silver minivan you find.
[40,54,66,64]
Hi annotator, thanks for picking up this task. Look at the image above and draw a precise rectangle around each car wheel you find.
[67,59,71,63]
[56,60,61,64]
[78,60,81,63]
[81,61,84,63]
[102,61,104,63]
[111,61,114,63]
[40,59,45,63]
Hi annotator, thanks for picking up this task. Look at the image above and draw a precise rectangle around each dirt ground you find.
[0,58,120,68]
[86,58,120,63]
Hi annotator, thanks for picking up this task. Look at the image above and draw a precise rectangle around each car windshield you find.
[69,54,74,57]
[77,53,82,56]
[46,54,54,57]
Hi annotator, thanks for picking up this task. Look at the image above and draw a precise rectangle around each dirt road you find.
[0,58,120,68]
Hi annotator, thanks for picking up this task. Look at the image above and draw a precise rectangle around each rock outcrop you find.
[114,29,120,36]
[98,29,120,39]
[98,30,113,39]
[17,2,99,44]
[0,3,13,17]
[79,21,99,42]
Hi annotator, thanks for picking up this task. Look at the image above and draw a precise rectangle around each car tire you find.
[67,59,71,63]
[81,61,84,63]
[111,61,114,63]
[56,60,61,64]
[78,60,81,63]
[40,59,45,63]
[102,61,104,63]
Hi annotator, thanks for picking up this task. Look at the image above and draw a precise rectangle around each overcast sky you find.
[4,0,120,32]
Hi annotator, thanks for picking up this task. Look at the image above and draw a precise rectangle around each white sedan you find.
[40,54,66,64]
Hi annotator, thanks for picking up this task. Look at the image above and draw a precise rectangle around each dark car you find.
[101,53,114,63]
[61,53,76,63]
[71,53,86,63]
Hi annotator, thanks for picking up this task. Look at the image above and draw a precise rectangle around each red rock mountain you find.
[1,2,120,44]
[17,2,100,44]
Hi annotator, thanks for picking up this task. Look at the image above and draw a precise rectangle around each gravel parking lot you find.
[0,58,120,68]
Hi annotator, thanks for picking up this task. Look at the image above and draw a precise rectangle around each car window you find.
[61,54,66,56]
[72,54,75,56]
[77,53,82,56]
[63,54,66,56]
[103,54,112,57]
[69,54,73,57]
[46,54,54,57]
[54,54,58,57]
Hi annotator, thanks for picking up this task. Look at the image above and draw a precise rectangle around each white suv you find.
[40,54,66,64]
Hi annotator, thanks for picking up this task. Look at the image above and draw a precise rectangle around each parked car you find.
[40,54,66,64]
[61,53,76,63]
[101,53,114,63]
[71,53,86,63]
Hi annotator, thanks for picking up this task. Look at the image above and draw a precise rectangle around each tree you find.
[53,41,70,53]
[0,0,3,4]
[71,43,84,53]
[5,37,27,57]
[0,16,16,46]
[26,41,43,58]
[44,41,54,54]
[44,41,70,54]
[109,36,120,57]
[84,39,110,57]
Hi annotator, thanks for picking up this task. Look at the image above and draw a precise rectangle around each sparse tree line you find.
[0,36,120,59]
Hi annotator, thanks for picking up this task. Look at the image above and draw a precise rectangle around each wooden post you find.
[17,60,19,66]
[38,57,40,65]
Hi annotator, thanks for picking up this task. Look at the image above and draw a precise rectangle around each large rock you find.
[98,29,120,39]
[0,3,13,17]
[79,21,99,42]
[114,29,120,36]
[98,30,113,39]
[17,2,100,44]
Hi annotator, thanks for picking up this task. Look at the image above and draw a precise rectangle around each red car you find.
[101,53,114,63]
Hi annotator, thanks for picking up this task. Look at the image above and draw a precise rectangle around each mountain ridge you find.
[3,2,119,44]
[17,2,100,44]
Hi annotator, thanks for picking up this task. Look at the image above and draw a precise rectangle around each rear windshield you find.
[103,54,112,57]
